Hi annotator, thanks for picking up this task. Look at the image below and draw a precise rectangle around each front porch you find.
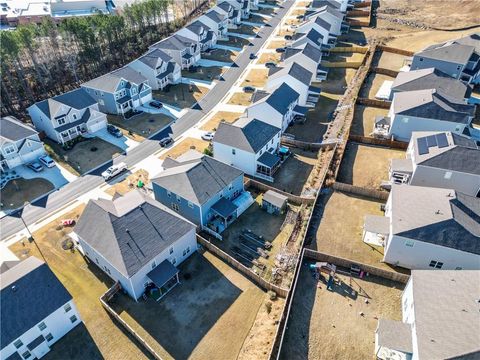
[146,259,180,301]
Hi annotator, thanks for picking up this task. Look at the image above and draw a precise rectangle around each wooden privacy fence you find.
[281,137,338,151]
[356,97,391,109]
[245,178,316,206]
[303,249,410,284]
[323,61,363,69]
[377,45,414,57]
[100,283,165,360]
[371,67,399,77]
[330,46,368,53]
[354,0,371,8]
[349,134,409,149]
[347,9,370,17]
[348,19,370,26]
[197,234,289,298]
[333,181,389,201]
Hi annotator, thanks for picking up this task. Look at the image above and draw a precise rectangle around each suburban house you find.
[128,49,181,91]
[239,0,250,19]
[215,2,241,27]
[390,67,472,101]
[1,257,82,360]
[308,0,349,13]
[81,67,152,116]
[212,118,282,181]
[304,5,346,36]
[282,43,327,81]
[74,190,197,301]
[295,16,336,48]
[28,88,108,144]
[150,34,201,69]
[267,62,316,107]
[376,270,480,360]
[363,184,480,270]
[381,89,476,142]
[198,9,228,39]
[246,83,301,131]
[0,116,46,171]
[390,131,480,197]
[290,29,329,51]
[177,20,217,52]
[152,151,253,235]
[410,33,480,84]
[217,0,248,20]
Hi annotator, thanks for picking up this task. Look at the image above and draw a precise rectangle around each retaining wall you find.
[371,67,399,77]
[349,134,409,149]
[356,97,391,108]
[330,46,368,53]
[333,181,389,201]
[377,45,414,56]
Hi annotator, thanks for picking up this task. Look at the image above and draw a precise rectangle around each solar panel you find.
[435,133,449,148]
[417,136,429,155]
[426,134,437,147]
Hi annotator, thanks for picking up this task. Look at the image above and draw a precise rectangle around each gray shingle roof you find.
[82,67,147,93]
[314,16,331,31]
[263,190,288,209]
[391,184,480,254]
[205,9,225,23]
[417,43,474,65]
[306,28,324,46]
[265,82,300,114]
[152,154,243,205]
[283,48,302,61]
[74,191,195,278]
[213,118,280,153]
[136,49,173,69]
[1,257,73,348]
[187,20,210,35]
[288,62,313,84]
[311,0,341,9]
[302,43,322,62]
[151,34,196,51]
[376,319,413,354]
[0,116,37,144]
[35,88,97,118]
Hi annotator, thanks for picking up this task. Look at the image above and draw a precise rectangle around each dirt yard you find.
[182,66,225,81]
[0,178,54,210]
[9,205,151,360]
[201,48,238,62]
[154,83,209,109]
[111,251,278,360]
[372,51,410,72]
[108,112,174,141]
[338,143,405,189]
[227,92,253,106]
[267,40,286,49]
[280,267,403,360]
[241,69,269,87]
[351,105,390,137]
[160,137,209,160]
[104,169,149,197]
[324,52,366,64]
[258,52,282,64]
[201,111,242,131]
[230,24,259,36]
[217,37,251,48]
[360,73,395,99]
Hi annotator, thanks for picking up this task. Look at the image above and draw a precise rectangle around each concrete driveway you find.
[90,128,139,152]
[16,164,70,189]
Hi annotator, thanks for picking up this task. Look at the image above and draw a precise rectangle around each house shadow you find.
[338,27,368,46]
[304,189,333,249]
[108,252,244,360]
[350,104,368,136]
[336,141,359,185]
[320,68,349,95]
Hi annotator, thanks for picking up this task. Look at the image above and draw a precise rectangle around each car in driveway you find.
[201,131,215,141]
[243,86,256,93]
[249,53,257,60]
[38,155,56,168]
[284,35,292,40]
[150,100,163,109]
[159,136,174,147]
[101,162,127,181]
[265,62,277,68]
[275,47,286,53]
[107,124,123,138]
[27,161,43,172]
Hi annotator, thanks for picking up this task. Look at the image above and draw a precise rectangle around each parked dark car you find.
[243,86,256,93]
[296,15,304,19]
[265,62,277,68]
[275,47,286,53]
[27,162,43,172]
[284,35,293,40]
[150,100,163,109]
[159,136,174,147]
[189,66,198,73]
[249,53,257,59]
[107,124,123,138]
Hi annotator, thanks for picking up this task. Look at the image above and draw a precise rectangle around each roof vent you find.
[126,228,130,233]
[11,285,17,292]
[435,210,442,215]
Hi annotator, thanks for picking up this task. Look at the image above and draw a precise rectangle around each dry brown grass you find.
[227,92,253,106]
[257,52,282,64]
[160,137,209,160]
[154,84,209,109]
[267,40,286,49]
[241,69,269,87]
[351,105,390,137]
[360,73,395,99]
[1,178,54,210]
[201,111,242,131]
[108,112,173,141]
[104,169,149,197]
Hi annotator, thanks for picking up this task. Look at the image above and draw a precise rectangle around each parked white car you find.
[102,162,127,181]
[201,131,215,141]
[39,155,56,168]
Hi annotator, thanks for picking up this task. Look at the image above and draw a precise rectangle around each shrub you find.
[268,290,277,300]
[203,148,213,156]
[265,301,272,314]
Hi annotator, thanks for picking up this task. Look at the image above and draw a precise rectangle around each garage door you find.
[88,120,107,133]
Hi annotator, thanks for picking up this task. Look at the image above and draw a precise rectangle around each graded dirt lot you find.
[201,111,242,131]
[351,105,390,137]
[182,66,225,81]
[201,48,238,62]
[217,37,252,49]
[104,169,149,197]
[280,267,403,360]
[108,112,173,141]
[241,69,269,87]
[1,178,54,211]
[154,83,209,109]
[372,51,410,72]
[258,52,282,64]
[160,137,209,160]
[267,40,286,49]
[227,92,253,106]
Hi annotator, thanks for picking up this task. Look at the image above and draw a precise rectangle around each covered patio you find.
[362,215,390,247]
[147,260,180,301]
[208,197,239,234]
[256,151,281,182]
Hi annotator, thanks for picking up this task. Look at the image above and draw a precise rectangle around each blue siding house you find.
[152,151,253,234]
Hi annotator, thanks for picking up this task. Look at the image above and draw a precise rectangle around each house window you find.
[38,322,47,331]
[151,260,156,269]
[172,203,179,212]
[95,258,99,264]
[271,139,274,144]
[57,117,66,125]
[72,114,77,120]
[64,303,72,312]
[188,201,194,208]
[402,117,409,123]
[455,267,462,270]
[419,57,423,62]
[69,315,78,323]
[22,351,31,359]
[14,339,23,349]
[169,246,174,254]
[171,257,177,265]
[429,260,444,269]
[186,246,191,254]
[176,195,181,203]
[405,240,414,247]
[444,171,452,180]
[232,149,236,155]
[183,249,187,256]
[167,191,172,197]
[4,145,15,154]
[228,183,233,190]
[45,333,54,342]
[456,65,461,70]
[144,281,150,288]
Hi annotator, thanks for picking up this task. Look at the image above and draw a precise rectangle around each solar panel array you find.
[417,133,449,155]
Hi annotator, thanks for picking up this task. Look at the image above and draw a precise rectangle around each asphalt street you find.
[0,0,295,240]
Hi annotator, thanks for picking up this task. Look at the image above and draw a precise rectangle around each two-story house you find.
[389,131,480,197]
[363,184,480,270]
[213,118,282,181]
[376,270,480,360]
[74,190,197,301]
[215,2,241,27]
[411,33,480,84]
[384,89,476,142]
[28,88,107,144]
[128,49,181,91]
[0,116,46,171]
[0,257,82,360]
[308,0,349,13]
[304,5,347,36]
[81,67,152,116]
[150,34,201,69]
[267,62,316,107]
[198,9,228,40]
[295,16,336,48]
[177,20,217,52]
[282,44,327,81]
[246,83,300,131]
[152,151,253,234]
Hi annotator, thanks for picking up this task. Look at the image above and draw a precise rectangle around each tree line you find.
[0,0,209,119]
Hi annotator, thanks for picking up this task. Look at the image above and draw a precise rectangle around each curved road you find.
[0,0,296,240]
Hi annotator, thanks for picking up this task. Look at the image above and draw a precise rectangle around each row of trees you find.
[1,0,209,118]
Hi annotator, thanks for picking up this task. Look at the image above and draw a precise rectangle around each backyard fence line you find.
[348,19,370,27]
[354,0,371,8]
[371,67,399,77]
[329,46,368,53]
[303,249,410,284]
[377,45,414,57]
[332,181,389,201]
[245,178,316,206]
[281,137,338,151]
[356,97,391,109]
[196,234,289,298]
[348,134,409,149]
[323,61,363,69]
[347,9,370,18]
[99,283,165,360]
